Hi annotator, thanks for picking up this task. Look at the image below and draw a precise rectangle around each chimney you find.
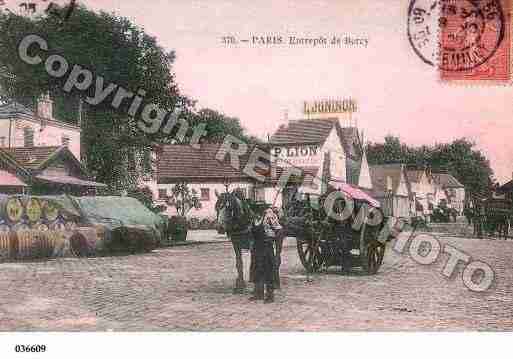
[279,109,289,129]
[37,92,53,121]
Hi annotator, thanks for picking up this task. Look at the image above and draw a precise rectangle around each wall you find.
[155,181,254,220]
[9,118,81,159]
[378,195,411,218]
[322,128,346,182]
[451,187,465,214]
[0,120,11,147]
[270,128,347,191]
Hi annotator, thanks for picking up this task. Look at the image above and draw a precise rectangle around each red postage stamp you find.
[439,0,511,83]
[408,0,512,84]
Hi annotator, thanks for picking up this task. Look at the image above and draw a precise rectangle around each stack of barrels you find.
[0,196,79,260]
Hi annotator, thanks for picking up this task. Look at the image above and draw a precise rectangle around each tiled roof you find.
[0,101,35,121]
[157,143,270,182]
[1,146,61,169]
[338,127,362,159]
[431,173,464,188]
[370,164,411,197]
[269,118,338,144]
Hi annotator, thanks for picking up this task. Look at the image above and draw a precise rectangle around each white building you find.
[152,118,374,221]
[265,118,372,208]
[431,173,466,214]
[0,95,81,160]
[406,169,436,217]
[151,143,258,221]
[369,164,412,218]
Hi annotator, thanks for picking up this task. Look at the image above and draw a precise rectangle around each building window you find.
[61,135,70,147]
[200,188,210,201]
[254,188,266,202]
[158,188,167,200]
[235,187,246,199]
[23,127,34,147]
[0,136,5,147]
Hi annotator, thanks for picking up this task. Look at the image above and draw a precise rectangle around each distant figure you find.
[473,204,485,239]
[463,206,473,226]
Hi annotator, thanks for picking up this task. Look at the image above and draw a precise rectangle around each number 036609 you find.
[14,344,46,353]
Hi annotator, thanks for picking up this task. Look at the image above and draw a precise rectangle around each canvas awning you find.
[332,182,381,208]
[35,174,107,188]
[0,170,27,187]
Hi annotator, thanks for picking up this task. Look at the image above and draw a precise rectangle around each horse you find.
[487,213,510,240]
[215,190,284,293]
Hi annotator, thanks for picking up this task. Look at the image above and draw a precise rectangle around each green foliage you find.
[186,108,262,144]
[0,5,187,190]
[127,186,166,214]
[0,5,260,192]
[366,136,495,198]
[167,182,201,218]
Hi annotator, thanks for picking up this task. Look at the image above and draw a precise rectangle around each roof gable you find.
[370,164,411,197]
[0,102,35,121]
[1,146,88,177]
[2,146,62,169]
[432,173,464,188]
[269,118,338,145]
[337,127,362,160]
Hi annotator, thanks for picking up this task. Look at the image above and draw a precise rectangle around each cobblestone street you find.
[1,232,512,331]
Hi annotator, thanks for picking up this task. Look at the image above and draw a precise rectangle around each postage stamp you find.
[408,0,512,84]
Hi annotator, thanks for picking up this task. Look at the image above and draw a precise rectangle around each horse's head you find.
[215,190,250,234]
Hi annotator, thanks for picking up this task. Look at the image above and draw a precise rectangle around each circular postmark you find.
[0,0,76,22]
[408,0,505,71]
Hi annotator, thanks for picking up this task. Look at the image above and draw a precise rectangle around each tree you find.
[166,182,201,218]
[0,5,188,190]
[366,136,495,198]
[0,5,261,191]
[127,186,166,214]
[187,108,262,144]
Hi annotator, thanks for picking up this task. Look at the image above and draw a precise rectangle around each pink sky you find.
[84,0,513,183]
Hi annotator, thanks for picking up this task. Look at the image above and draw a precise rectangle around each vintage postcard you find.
[0,0,512,357]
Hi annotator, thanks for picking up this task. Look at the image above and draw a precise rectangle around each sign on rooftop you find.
[303,98,358,116]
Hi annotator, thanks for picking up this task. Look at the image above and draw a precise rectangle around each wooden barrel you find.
[41,200,60,222]
[25,198,42,223]
[1,197,24,224]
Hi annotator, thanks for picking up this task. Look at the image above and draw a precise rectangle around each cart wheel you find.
[362,240,386,275]
[358,220,386,275]
[296,234,323,273]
